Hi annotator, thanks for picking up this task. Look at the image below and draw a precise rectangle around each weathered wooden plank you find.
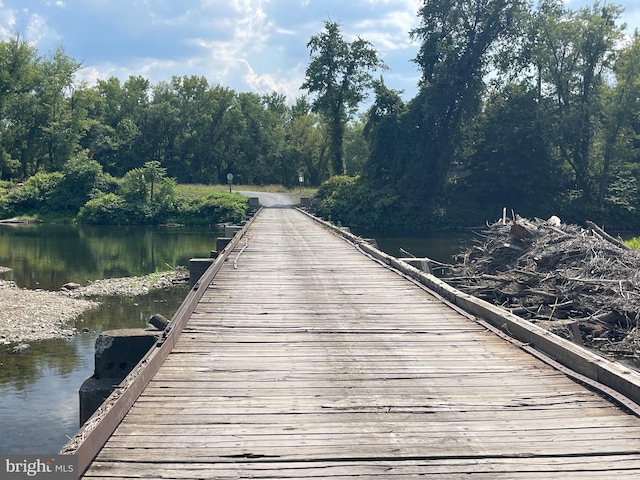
[131,391,605,403]
[81,208,640,479]
[127,397,611,411]
[144,374,586,387]
[111,420,640,436]
[81,454,640,479]
[91,443,640,463]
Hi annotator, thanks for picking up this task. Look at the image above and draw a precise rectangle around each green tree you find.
[466,83,561,216]
[81,75,150,176]
[408,0,529,205]
[141,160,167,203]
[284,113,330,186]
[343,120,369,176]
[260,93,290,185]
[38,47,84,172]
[302,21,385,176]
[139,81,181,178]
[234,92,269,184]
[199,85,242,184]
[532,0,624,203]
[596,31,640,213]
[120,160,174,205]
[0,37,40,178]
[155,79,242,184]
[364,80,408,185]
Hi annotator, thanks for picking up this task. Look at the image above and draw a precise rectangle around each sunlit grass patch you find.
[624,237,640,250]
[176,184,317,196]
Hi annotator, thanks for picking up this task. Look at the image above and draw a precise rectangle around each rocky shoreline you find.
[0,267,188,346]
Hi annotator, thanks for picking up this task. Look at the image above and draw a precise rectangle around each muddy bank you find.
[0,268,188,346]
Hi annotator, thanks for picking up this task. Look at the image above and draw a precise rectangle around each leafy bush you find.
[48,155,107,213]
[119,168,148,204]
[0,155,249,225]
[173,193,249,226]
[78,190,248,226]
[0,153,114,219]
[0,194,10,218]
[78,192,172,225]
[5,172,64,215]
[77,193,131,225]
[313,175,406,230]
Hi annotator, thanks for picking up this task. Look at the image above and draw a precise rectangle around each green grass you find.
[176,184,317,196]
[624,237,640,250]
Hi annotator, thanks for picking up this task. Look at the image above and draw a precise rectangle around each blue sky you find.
[0,0,638,103]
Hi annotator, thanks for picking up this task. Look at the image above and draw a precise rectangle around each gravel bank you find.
[0,268,188,346]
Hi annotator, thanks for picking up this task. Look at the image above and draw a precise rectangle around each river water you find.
[0,223,222,454]
[0,222,474,455]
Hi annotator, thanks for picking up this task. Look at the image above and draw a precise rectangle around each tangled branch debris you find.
[447,215,640,361]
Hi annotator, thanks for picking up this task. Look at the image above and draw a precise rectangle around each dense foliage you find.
[353,0,640,230]
[302,21,385,176]
[0,158,249,225]
[0,39,367,190]
[1,0,640,230]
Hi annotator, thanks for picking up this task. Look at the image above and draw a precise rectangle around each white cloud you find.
[243,59,306,99]
[26,13,60,47]
[0,0,423,101]
[354,8,420,52]
[0,5,16,39]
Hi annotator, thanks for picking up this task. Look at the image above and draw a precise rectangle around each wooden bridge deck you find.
[82,207,640,478]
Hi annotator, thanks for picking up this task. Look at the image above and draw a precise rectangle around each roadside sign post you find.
[227,173,233,193]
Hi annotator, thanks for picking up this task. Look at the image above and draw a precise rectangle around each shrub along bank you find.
[311,175,640,233]
[0,157,249,226]
[311,175,478,232]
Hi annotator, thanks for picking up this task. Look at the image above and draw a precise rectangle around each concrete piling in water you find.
[189,258,215,287]
[224,225,242,238]
[79,328,160,426]
[216,237,232,252]
[190,225,242,287]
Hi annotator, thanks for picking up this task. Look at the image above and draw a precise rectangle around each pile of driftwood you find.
[447,214,640,360]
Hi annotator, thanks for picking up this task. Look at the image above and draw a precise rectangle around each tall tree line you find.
[362,0,640,227]
[0,38,368,187]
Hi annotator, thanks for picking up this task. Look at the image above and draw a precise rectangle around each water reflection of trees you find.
[74,287,189,332]
[0,338,81,390]
[0,224,220,290]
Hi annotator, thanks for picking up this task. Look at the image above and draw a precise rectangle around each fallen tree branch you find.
[586,220,630,251]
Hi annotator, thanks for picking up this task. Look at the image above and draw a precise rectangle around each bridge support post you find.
[189,258,215,287]
[216,237,232,252]
[224,225,242,238]
[399,258,433,275]
[300,197,312,208]
[79,329,160,426]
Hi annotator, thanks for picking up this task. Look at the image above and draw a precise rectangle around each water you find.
[0,223,219,290]
[0,223,221,454]
[370,230,475,264]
